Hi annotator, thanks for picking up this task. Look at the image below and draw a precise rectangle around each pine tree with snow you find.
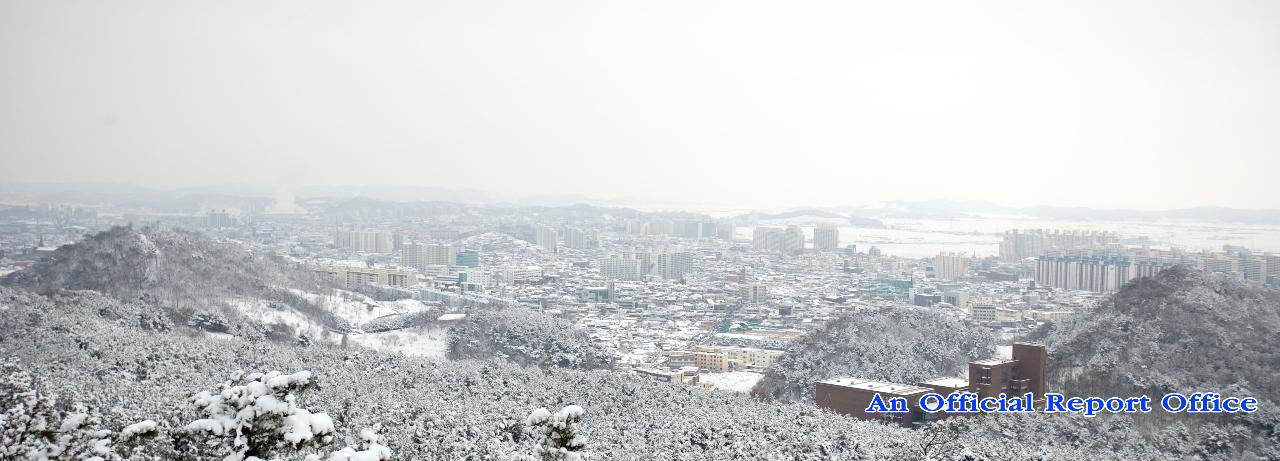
[0,356,158,460]
[526,405,586,461]
[184,369,336,461]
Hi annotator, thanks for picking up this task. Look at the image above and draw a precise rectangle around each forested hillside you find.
[447,309,615,370]
[0,286,916,459]
[1024,266,1280,458]
[1,226,346,338]
[753,306,996,402]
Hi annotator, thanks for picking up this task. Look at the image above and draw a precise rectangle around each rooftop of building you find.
[971,358,1016,367]
[817,378,932,396]
[920,377,969,388]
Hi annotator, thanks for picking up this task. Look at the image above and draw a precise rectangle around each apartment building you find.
[334,229,395,253]
[814,224,839,251]
[305,260,417,289]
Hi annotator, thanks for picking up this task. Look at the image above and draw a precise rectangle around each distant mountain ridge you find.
[4,183,1279,224]
[839,200,1280,224]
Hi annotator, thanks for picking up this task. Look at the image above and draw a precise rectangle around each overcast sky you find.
[1,0,1277,211]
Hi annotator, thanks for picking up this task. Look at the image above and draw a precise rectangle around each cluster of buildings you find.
[994,228,1279,292]
[1035,246,1280,292]
[401,242,480,269]
[599,247,694,281]
[752,224,840,253]
[624,218,735,240]
[302,259,417,289]
[663,345,785,373]
[631,344,787,389]
[334,228,399,253]
[816,343,1048,427]
[999,229,1119,262]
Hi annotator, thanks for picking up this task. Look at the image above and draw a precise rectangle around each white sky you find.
[1,0,1277,210]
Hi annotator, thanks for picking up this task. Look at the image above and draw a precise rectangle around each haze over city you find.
[3,0,1279,211]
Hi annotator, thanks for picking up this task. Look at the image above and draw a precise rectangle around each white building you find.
[600,256,643,281]
[934,252,972,280]
[401,242,457,269]
[753,227,803,253]
[534,225,558,253]
[742,283,768,303]
[971,304,996,323]
[334,229,395,253]
[814,224,839,251]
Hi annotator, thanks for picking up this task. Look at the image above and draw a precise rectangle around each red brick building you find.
[815,378,933,428]
[815,342,1049,426]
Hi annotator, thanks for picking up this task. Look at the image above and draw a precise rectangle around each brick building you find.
[815,342,1048,427]
[815,379,933,428]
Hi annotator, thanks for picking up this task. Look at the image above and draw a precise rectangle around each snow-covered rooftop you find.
[818,378,931,396]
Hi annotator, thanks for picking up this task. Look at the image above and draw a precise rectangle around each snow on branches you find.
[0,356,157,460]
[325,427,392,461]
[185,370,336,461]
[527,405,586,461]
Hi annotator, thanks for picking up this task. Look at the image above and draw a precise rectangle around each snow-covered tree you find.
[526,405,586,461]
[0,356,159,460]
[449,309,614,370]
[184,369,336,460]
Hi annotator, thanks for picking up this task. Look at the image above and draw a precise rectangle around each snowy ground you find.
[345,327,449,358]
[699,371,763,393]
[224,290,446,356]
[227,297,330,340]
[289,289,433,325]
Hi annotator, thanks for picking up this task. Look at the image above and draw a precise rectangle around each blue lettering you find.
[866,394,909,413]
[866,393,889,413]
[1083,397,1104,417]
[888,396,908,413]
[1105,397,1124,412]
[1222,397,1239,412]
[1044,393,1066,413]
[1066,396,1084,413]
[1162,393,1188,412]
[1241,397,1258,413]
[919,393,944,413]
[979,397,998,412]
[1130,395,1152,413]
